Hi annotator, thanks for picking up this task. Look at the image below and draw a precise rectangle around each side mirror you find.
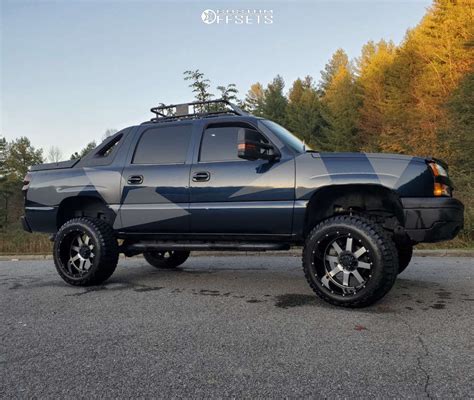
[237,128,279,161]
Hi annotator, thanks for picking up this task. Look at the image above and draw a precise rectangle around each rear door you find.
[118,123,193,233]
[189,121,295,234]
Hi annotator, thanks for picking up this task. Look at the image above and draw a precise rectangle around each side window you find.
[133,125,192,164]
[96,134,123,158]
[200,125,268,162]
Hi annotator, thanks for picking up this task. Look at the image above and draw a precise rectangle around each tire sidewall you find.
[53,218,115,285]
[304,217,397,306]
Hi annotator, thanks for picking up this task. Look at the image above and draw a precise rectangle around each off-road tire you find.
[53,217,119,286]
[143,250,190,269]
[396,243,413,274]
[302,215,399,308]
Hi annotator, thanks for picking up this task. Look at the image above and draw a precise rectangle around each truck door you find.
[189,121,295,234]
[118,123,193,233]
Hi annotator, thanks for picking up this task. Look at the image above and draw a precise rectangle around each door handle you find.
[127,175,143,185]
[192,171,210,182]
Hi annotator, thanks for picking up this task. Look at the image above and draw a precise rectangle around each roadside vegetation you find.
[0,0,472,254]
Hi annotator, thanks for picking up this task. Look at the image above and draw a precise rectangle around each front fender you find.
[296,152,433,199]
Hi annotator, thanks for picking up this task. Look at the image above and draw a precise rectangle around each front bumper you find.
[401,197,464,243]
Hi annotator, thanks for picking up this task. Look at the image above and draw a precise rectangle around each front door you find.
[118,123,193,233]
[189,122,295,234]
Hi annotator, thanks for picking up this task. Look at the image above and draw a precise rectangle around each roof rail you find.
[149,99,248,123]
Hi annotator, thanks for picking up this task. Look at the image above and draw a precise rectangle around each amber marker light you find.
[428,162,451,197]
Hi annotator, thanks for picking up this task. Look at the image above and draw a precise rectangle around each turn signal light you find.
[434,182,450,197]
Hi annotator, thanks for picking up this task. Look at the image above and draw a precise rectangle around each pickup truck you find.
[21,100,464,307]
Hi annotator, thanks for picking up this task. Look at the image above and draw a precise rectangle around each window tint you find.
[133,125,192,164]
[200,126,267,162]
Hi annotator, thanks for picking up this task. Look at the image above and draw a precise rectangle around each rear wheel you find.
[53,217,119,286]
[303,215,398,308]
[143,250,190,269]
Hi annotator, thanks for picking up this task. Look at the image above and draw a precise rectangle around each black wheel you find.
[303,215,399,308]
[396,243,413,274]
[143,250,190,269]
[53,217,119,286]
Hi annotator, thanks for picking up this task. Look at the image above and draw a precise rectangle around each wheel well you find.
[304,185,405,238]
[56,196,115,229]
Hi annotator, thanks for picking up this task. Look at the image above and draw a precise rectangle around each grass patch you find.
[0,228,51,254]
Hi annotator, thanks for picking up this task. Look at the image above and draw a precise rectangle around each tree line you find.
[182,0,473,243]
[0,0,472,244]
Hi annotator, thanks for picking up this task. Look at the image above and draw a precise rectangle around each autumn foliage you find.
[245,0,473,245]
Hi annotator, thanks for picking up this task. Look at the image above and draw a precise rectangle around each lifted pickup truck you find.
[22,100,464,307]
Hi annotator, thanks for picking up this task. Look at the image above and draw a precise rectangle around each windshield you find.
[261,120,307,154]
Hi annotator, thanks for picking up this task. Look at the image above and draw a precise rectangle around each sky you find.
[1,0,431,159]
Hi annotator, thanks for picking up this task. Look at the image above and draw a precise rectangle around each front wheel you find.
[303,215,399,308]
[143,250,190,269]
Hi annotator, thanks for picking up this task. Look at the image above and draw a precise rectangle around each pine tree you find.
[319,49,350,93]
[355,40,396,151]
[286,77,323,148]
[319,65,360,152]
[244,83,265,115]
[5,137,43,180]
[261,75,288,126]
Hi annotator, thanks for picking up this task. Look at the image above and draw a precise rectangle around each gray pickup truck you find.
[22,100,464,307]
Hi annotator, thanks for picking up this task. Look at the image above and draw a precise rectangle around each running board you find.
[121,241,290,253]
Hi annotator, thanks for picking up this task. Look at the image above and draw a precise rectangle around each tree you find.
[47,146,63,163]
[286,76,323,148]
[375,0,474,158]
[319,49,350,93]
[445,71,474,174]
[216,83,239,102]
[70,141,97,160]
[1,137,43,227]
[319,65,360,152]
[5,137,43,180]
[0,136,7,178]
[355,40,396,151]
[244,83,265,115]
[184,69,213,111]
[261,75,288,126]
[0,136,9,227]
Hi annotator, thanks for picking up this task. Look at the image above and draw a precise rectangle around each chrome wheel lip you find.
[317,232,373,296]
[66,232,95,276]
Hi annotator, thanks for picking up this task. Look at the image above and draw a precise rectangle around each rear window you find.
[133,125,192,164]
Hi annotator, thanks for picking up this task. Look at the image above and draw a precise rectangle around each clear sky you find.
[1,0,431,158]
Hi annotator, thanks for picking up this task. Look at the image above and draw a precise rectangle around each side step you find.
[121,241,291,252]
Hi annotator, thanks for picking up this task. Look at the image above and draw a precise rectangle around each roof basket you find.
[150,99,247,122]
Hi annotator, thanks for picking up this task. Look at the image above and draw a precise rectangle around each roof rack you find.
[149,99,247,123]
